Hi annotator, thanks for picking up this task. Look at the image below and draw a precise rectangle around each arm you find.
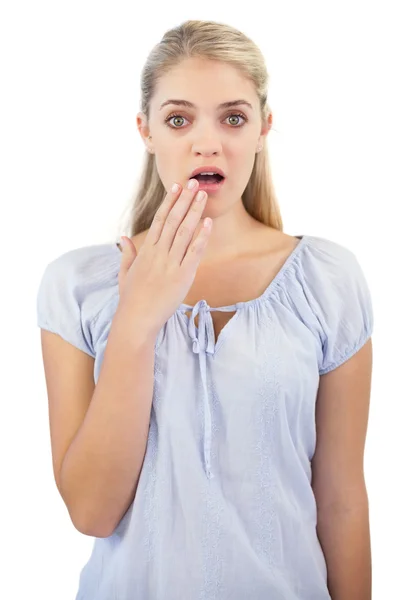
[311,338,373,600]
[59,307,157,537]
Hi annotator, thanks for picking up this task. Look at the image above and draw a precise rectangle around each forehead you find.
[153,58,257,108]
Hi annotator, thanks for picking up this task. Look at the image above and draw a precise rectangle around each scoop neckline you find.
[113,234,309,311]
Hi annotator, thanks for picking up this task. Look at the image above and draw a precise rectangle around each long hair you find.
[118,20,283,238]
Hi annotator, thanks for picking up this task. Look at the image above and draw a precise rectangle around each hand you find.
[117,179,212,337]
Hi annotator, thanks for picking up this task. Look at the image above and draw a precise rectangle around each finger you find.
[168,190,208,263]
[156,179,200,252]
[181,216,213,269]
[144,182,183,247]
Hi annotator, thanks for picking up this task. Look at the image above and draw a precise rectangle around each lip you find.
[190,165,226,179]
[195,178,226,193]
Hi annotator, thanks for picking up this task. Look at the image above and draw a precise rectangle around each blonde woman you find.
[37,20,373,600]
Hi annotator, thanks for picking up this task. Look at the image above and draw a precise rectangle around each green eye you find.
[164,112,248,129]
[228,115,241,126]
[164,115,184,128]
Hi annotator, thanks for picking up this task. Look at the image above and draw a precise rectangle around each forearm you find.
[60,307,157,537]
[317,497,372,600]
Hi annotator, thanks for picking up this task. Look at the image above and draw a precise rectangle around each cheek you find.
[228,143,256,169]
[228,148,258,186]
[154,154,181,190]
[227,134,256,156]
[156,141,187,171]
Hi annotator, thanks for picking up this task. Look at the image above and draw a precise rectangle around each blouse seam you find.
[319,326,373,375]
[88,242,123,328]
[89,289,118,329]
[258,235,309,304]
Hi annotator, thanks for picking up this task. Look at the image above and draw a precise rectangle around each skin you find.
[136,56,273,263]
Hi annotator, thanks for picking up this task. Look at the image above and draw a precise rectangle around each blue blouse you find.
[36,234,374,599]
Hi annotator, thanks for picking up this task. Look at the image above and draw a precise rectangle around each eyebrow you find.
[159,99,253,111]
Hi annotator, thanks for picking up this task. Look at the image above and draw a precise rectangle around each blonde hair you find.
[118,19,283,238]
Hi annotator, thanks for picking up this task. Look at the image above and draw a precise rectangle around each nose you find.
[191,127,222,156]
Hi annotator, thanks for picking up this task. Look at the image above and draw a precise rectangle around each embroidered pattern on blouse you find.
[252,311,280,568]
[199,368,224,599]
[142,349,163,564]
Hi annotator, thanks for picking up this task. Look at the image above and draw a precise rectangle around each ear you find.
[259,111,272,143]
[136,112,153,151]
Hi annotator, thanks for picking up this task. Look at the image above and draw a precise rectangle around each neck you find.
[196,198,265,265]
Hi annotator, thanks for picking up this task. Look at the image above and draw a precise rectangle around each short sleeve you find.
[311,241,374,375]
[299,237,374,375]
[36,250,96,358]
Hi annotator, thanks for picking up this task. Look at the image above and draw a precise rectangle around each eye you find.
[165,113,187,128]
[226,113,247,127]
[164,112,248,129]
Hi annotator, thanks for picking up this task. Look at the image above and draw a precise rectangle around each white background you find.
[1,1,398,598]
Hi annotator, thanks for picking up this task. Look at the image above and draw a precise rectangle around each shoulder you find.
[302,234,359,263]
[297,234,371,296]
[294,233,372,300]
[294,235,374,374]
[37,241,121,329]
[254,228,368,302]
[43,241,121,275]
[259,229,362,284]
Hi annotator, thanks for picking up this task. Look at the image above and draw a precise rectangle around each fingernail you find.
[187,179,197,189]
[171,182,180,193]
[195,191,206,202]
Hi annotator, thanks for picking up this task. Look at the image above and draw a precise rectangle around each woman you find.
[37,19,373,600]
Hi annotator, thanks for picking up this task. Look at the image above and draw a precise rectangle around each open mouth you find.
[192,173,226,192]
[193,173,225,184]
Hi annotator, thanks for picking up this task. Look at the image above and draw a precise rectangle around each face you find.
[137,57,271,218]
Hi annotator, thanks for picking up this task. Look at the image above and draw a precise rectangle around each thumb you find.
[120,236,137,271]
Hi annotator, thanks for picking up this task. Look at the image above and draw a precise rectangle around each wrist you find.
[112,303,160,347]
